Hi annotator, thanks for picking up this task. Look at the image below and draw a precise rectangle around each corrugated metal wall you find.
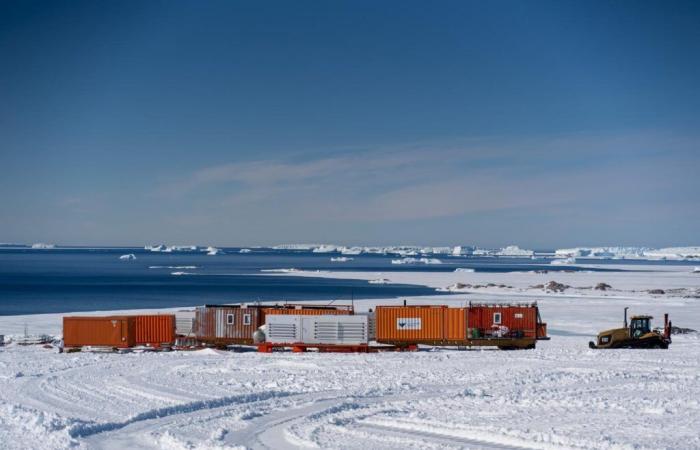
[262,306,353,317]
[468,306,537,336]
[266,315,369,345]
[63,316,135,348]
[375,306,446,341]
[376,305,540,343]
[175,310,195,336]
[135,315,176,345]
[195,306,263,344]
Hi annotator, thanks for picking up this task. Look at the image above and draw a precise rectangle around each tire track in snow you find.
[233,388,527,450]
[70,390,292,438]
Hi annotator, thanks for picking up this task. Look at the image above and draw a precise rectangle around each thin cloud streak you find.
[153,131,699,227]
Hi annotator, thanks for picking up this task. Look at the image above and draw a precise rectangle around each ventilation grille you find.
[314,322,366,343]
[268,323,297,341]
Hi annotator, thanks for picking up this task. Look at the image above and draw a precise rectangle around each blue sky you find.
[1,1,698,247]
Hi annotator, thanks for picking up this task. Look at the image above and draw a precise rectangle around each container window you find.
[243,314,251,325]
[227,313,235,325]
[493,312,502,324]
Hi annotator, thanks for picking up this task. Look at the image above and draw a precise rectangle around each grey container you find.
[266,314,370,346]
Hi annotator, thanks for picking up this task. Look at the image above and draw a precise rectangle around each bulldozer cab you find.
[590,309,671,349]
[630,315,652,338]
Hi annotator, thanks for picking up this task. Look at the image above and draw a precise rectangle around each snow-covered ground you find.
[1,265,699,449]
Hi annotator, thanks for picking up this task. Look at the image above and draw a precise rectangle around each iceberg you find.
[312,245,337,253]
[391,257,442,265]
[495,245,534,257]
[643,247,700,260]
[239,248,252,253]
[118,254,136,261]
[340,247,363,255]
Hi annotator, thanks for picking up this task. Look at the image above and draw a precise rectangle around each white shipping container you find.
[266,314,371,346]
[175,310,196,336]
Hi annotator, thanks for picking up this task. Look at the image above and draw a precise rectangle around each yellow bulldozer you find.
[589,307,672,349]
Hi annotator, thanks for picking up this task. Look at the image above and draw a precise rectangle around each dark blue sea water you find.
[0,247,692,315]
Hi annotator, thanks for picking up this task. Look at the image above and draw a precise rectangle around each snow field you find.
[1,335,699,449]
[1,265,699,449]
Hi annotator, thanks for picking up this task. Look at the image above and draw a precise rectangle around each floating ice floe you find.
[271,244,316,250]
[330,257,353,262]
[239,248,252,253]
[551,257,576,265]
[454,268,475,273]
[391,257,442,265]
[149,265,198,269]
[31,243,55,249]
[171,271,196,276]
[203,246,222,256]
[260,268,301,273]
[118,254,136,261]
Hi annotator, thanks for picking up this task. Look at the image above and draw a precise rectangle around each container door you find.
[301,317,316,343]
[120,320,128,344]
[215,310,224,338]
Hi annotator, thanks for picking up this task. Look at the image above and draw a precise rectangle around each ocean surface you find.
[0,247,691,315]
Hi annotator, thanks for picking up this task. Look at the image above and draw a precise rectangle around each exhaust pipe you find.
[664,314,671,341]
[624,307,629,328]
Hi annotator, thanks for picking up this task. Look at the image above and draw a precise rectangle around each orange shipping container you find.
[375,306,449,342]
[135,315,176,346]
[63,316,135,348]
[375,304,545,346]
